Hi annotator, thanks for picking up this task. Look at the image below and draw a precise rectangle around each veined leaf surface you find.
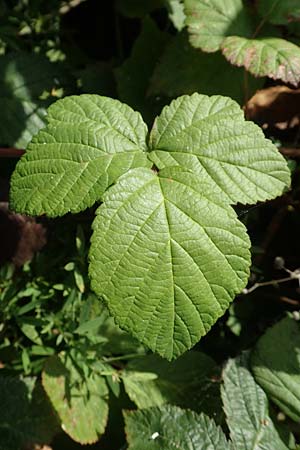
[222,36,300,86]
[184,0,253,52]
[222,354,289,450]
[252,316,300,422]
[10,94,150,217]
[149,93,290,205]
[124,405,230,450]
[89,166,250,359]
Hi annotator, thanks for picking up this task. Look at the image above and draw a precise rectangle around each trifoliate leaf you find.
[89,166,250,360]
[258,0,300,25]
[149,93,290,205]
[42,353,109,444]
[10,94,150,217]
[123,351,222,420]
[150,32,263,105]
[222,36,300,86]
[252,316,300,422]
[124,405,230,450]
[222,354,289,450]
[184,0,254,52]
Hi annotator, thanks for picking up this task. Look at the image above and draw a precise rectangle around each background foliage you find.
[1,0,300,449]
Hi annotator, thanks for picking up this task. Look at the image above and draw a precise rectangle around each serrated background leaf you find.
[123,351,222,421]
[149,93,290,205]
[222,36,300,86]
[184,0,254,52]
[150,32,263,105]
[222,354,289,450]
[89,166,250,359]
[42,353,109,444]
[167,0,186,31]
[258,0,300,25]
[251,316,300,422]
[10,94,150,217]
[124,405,230,450]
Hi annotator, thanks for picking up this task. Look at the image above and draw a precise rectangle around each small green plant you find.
[10,92,290,360]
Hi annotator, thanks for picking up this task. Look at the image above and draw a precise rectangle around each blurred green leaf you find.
[42,352,109,444]
[123,351,223,421]
[252,316,300,422]
[115,17,169,123]
[150,32,263,104]
[124,405,230,450]
[0,375,58,450]
[0,52,70,148]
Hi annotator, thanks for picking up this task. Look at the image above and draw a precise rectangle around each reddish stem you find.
[0,148,25,158]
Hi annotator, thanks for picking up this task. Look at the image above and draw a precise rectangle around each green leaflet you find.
[89,166,251,359]
[122,351,222,420]
[222,36,300,86]
[42,352,109,444]
[149,93,290,205]
[184,0,254,52]
[251,316,300,422]
[222,354,289,450]
[124,405,230,450]
[10,94,150,217]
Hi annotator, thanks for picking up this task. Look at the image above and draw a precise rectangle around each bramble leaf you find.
[42,353,109,444]
[89,166,251,359]
[184,0,253,52]
[222,36,300,86]
[10,94,150,217]
[222,354,289,450]
[149,93,290,205]
[252,316,300,422]
[124,405,230,450]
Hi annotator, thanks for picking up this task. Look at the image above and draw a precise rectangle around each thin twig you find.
[243,275,294,294]
[279,296,300,306]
